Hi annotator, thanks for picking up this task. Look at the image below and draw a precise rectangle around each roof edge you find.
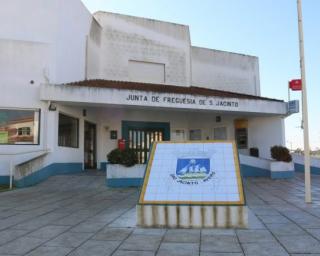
[61,79,284,103]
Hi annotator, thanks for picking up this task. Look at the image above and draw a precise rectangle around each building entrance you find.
[122,121,170,164]
[84,121,97,169]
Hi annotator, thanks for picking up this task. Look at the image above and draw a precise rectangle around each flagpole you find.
[297,0,311,203]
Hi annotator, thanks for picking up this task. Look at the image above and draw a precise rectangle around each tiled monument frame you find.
[136,140,248,228]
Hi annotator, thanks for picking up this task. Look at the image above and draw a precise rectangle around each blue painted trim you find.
[295,163,320,175]
[0,176,10,185]
[271,171,294,179]
[240,164,270,177]
[106,178,143,187]
[14,163,83,188]
[100,162,107,172]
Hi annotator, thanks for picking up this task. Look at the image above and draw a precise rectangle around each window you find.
[18,127,31,136]
[189,129,202,141]
[214,127,227,140]
[0,108,40,145]
[58,113,79,148]
[172,129,186,142]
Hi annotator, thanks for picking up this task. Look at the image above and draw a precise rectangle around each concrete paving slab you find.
[113,250,155,256]
[200,253,244,256]
[25,246,73,256]
[236,229,276,243]
[0,236,47,255]
[93,227,133,241]
[157,242,199,256]
[68,240,120,256]
[241,241,289,256]
[0,229,29,246]
[44,231,93,248]
[277,234,320,254]
[201,235,242,253]
[26,225,71,239]
[1,173,320,255]
[119,234,162,251]
[163,229,200,243]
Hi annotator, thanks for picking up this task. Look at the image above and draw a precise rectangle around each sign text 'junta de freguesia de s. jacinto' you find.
[126,93,239,108]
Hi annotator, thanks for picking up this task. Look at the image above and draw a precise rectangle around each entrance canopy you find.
[40,80,288,116]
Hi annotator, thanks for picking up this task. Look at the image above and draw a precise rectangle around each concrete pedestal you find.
[137,205,248,228]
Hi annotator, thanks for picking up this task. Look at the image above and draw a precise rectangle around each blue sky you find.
[82,0,319,150]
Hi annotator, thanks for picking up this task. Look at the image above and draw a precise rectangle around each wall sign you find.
[126,94,239,108]
[288,100,299,114]
[139,141,245,205]
[42,84,288,115]
[110,130,118,140]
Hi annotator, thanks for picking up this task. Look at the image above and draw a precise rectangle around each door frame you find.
[84,121,97,169]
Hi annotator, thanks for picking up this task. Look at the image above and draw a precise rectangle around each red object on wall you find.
[289,79,302,91]
[118,139,126,151]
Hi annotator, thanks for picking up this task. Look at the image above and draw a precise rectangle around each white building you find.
[0,0,292,187]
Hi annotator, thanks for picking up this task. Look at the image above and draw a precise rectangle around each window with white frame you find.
[0,108,40,145]
[189,129,202,141]
[58,113,79,148]
[213,127,227,140]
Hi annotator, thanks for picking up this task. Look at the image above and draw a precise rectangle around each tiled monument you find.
[137,141,248,228]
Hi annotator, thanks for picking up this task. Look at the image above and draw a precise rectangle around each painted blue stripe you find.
[106,178,143,187]
[100,162,107,172]
[295,163,320,175]
[14,163,83,188]
[271,171,294,179]
[0,176,10,185]
[240,164,270,177]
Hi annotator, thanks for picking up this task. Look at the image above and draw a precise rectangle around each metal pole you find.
[288,82,291,102]
[9,158,13,190]
[297,0,311,203]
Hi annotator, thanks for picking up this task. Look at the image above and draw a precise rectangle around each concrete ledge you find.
[271,171,294,179]
[106,164,145,187]
[14,163,83,188]
[295,163,320,175]
[0,176,10,185]
[106,178,143,187]
[100,162,107,172]
[240,164,270,177]
[137,205,248,228]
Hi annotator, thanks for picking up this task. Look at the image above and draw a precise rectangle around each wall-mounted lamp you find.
[48,103,57,111]
[216,116,221,123]
[82,109,87,117]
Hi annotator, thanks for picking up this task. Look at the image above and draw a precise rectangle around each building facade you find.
[0,0,290,186]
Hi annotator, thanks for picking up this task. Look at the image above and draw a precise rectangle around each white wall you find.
[95,107,238,164]
[0,0,95,174]
[248,116,285,159]
[90,12,191,86]
[0,0,93,84]
[191,47,260,96]
[94,107,285,163]
[0,1,283,176]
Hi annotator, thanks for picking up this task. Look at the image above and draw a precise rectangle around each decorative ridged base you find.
[136,205,248,228]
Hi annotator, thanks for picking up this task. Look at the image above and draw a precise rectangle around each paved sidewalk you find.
[0,172,320,255]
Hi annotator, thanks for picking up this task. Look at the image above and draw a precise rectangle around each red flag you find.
[289,79,302,91]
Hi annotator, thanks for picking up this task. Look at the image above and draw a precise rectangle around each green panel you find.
[122,121,170,164]
[122,121,170,142]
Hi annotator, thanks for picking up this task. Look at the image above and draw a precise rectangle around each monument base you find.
[137,205,248,228]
